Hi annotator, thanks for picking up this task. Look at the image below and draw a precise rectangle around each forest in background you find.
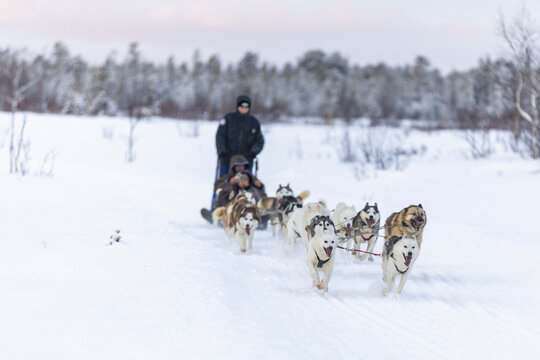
[0,42,518,129]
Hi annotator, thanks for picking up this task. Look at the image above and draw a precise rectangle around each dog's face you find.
[276,184,294,201]
[390,236,419,267]
[315,233,336,258]
[307,215,335,238]
[403,204,426,232]
[333,203,356,237]
[238,208,260,235]
[356,202,381,228]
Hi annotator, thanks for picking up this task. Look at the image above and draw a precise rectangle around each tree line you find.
[0,42,518,127]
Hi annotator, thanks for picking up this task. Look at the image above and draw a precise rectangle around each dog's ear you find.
[418,204,423,209]
[374,202,378,211]
[364,202,369,209]
[286,183,290,189]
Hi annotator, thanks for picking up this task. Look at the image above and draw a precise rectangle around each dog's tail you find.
[257,197,276,211]
[212,207,226,226]
[296,190,310,203]
[318,199,327,208]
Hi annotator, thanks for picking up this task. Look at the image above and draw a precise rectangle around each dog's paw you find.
[240,248,247,253]
[317,283,323,290]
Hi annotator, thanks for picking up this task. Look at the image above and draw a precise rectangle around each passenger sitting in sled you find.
[212,154,266,210]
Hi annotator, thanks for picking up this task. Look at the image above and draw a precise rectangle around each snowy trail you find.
[0,113,539,359]
[168,218,540,360]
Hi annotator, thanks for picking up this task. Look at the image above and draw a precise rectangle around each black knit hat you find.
[236,95,251,108]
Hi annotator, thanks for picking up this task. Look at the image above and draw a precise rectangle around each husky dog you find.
[306,215,336,239]
[385,204,427,248]
[381,235,419,294]
[287,201,330,247]
[258,184,310,237]
[351,202,381,261]
[213,191,261,252]
[212,190,256,226]
[306,217,337,292]
[331,203,357,240]
[276,195,303,240]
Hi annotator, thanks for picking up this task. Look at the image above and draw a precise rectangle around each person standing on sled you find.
[201,95,266,225]
[216,95,264,176]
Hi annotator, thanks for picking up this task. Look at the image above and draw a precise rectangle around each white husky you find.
[307,229,337,292]
[381,236,419,294]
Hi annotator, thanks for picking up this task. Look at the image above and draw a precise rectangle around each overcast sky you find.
[1,0,539,73]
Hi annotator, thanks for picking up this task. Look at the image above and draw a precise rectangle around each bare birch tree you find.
[5,55,36,173]
[499,6,540,158]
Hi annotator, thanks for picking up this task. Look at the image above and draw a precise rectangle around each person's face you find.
[234,165,246,173]
[239,178,250,188]
[238,106,249,115]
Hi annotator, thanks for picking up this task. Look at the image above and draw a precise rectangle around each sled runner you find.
[200,208,213,224]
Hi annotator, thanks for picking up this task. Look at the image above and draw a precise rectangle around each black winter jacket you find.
[215,110,264,168]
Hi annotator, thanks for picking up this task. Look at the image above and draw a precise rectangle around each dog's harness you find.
[361,234,375,241]
[352,232,375,244]
[315,251,331,268]
[391,253,409,274]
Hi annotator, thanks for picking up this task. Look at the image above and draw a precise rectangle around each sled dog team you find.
[212,184,427,294]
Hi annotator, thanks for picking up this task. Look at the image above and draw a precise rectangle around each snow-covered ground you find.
[0,112,539,360]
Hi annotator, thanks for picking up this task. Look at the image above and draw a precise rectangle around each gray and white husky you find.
[351,202,381,261]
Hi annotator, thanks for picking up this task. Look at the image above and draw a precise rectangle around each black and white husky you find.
[351,202,381,261]
[258,184,310,237]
